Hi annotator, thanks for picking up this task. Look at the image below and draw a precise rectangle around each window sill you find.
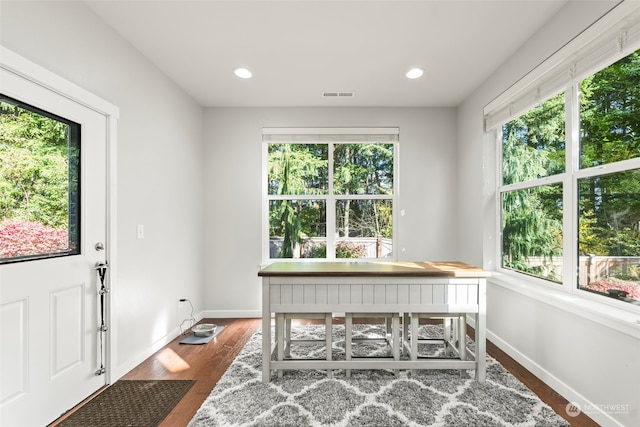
[489,272,640,340]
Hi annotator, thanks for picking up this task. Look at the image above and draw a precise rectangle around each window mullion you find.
[327,142,335,260]
[392,142,399,261]
[576,157,640,179]
[565,83,580,292]
[498,176,565,193]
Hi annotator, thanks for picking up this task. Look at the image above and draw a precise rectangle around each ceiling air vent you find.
[322,92,355,98]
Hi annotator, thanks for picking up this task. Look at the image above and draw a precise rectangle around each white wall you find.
[457,1,640,426]
[1,1,205,378]
[5,0,637,424]
[203,107,458,315]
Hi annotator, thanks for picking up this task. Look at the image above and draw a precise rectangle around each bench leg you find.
[410,314,419,377]
[458,314,466,360]
[325,313,333,378]
[392,313,400,375]
[345,313,352,378]
[276,313,285,379]
[285,317,292,357]
[457,314,466,378]
[402,313,408,356]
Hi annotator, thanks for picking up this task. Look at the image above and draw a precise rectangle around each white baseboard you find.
[200,309,262,318]
[486,329,623,427]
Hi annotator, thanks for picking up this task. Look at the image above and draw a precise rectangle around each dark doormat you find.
[57,380,195,427]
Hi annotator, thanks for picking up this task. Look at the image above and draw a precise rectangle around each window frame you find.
[0,94,82,264]
[494,70,640,312]
[498,89,569,285]
[262,128,399,262]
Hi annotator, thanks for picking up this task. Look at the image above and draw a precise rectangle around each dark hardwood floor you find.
[50,317,599,427]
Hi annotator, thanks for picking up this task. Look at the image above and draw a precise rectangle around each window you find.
[495,47,640,306]
[577,51,640,303]
[501,92,565,283]
[0,95,81,263]
[263,129,397,260]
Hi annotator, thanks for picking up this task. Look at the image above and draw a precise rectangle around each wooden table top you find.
[258,261,490,278]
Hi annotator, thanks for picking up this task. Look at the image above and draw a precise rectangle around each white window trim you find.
[262,127,399,263]
[263,127,399,136]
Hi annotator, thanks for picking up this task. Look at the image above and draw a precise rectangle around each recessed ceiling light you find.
[234,67,252,79]
[406,67,424,79]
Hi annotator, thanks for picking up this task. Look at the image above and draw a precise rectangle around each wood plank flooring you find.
[50,317,598,427]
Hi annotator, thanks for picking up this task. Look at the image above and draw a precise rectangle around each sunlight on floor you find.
[157,348,190,373]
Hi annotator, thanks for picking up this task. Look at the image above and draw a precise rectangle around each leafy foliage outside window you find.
[268,144,328,196]
[502,92,565,185]
[269,200,326,258]
[0,96,80,263]
[267,140,394,259]
[334,144,393,195]
[579,50,640,168]
[502,185,563,282]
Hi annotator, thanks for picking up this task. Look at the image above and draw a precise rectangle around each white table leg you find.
[476,279,487,382]
[262,278,271,383]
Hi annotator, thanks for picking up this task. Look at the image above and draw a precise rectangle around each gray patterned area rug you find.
[189,325,569,427]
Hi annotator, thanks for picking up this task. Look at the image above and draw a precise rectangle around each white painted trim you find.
[263,127,399,135]
[201,309,262,318]
[105,115,118,383]
[0,46,119,118]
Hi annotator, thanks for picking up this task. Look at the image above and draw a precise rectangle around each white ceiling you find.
[84,0,569,107]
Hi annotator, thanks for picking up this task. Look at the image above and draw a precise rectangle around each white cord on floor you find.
[179,299,196,335]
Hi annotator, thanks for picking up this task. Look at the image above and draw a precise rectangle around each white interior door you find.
[0,66,108,426]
